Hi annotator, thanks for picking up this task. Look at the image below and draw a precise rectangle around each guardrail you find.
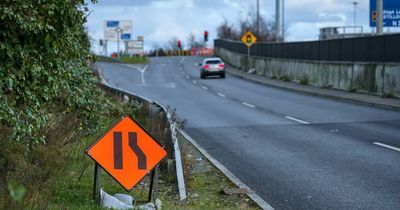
[215,34,400,63]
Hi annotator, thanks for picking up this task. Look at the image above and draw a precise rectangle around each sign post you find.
[370,0,400,29]
[241,32,257,71]
[86,115,167,200]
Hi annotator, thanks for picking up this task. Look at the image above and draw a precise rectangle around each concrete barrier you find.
[215,47,400,98]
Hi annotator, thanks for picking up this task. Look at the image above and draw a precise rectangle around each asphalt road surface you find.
[98,57,400,210]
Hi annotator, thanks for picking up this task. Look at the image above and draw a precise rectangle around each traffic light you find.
[372,11,377,22]
[177,40,181,49]
[204,31,209,42]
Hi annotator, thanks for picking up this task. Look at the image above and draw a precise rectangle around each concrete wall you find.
[215,47,400,98]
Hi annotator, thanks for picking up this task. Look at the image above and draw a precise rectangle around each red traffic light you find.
[177,40,181,48]
[204,31,209,42]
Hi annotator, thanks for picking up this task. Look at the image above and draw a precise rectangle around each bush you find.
[299,76,310,85]
[279,75,291,82]
[0,0,106,148]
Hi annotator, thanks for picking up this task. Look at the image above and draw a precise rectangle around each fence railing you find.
[214,34,400,63]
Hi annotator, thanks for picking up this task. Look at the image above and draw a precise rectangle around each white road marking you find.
[242,102,256,109]
[180,57,185,64]
[201,86,208,90]
[285,116,310,125]
[192,80,197,84]
[217,93,226,98]
[181,71,184,74]
[186,75,190,79]
[373,142,400,152]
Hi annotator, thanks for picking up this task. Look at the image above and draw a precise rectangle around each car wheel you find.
[221,73,226,78]
[201,74,206,79]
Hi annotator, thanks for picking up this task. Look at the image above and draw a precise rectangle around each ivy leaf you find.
[8,180,27,202]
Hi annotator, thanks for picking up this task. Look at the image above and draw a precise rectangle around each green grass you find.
[119,56,149,64]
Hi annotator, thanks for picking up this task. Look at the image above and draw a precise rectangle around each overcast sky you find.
[85,0,398,54]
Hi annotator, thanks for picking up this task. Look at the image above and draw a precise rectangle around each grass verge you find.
[119,56,149,64]
[158,134,261,210]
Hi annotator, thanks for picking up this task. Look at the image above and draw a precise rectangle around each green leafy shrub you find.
[0,0,108,148]
[299,76,310,85]
[279,75,291,82]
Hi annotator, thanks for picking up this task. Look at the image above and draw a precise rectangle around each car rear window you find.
[205,60,221,64]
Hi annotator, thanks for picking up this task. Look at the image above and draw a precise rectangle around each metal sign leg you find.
[93,163,102,205]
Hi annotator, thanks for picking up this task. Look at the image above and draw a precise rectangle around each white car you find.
[200,58,225,79]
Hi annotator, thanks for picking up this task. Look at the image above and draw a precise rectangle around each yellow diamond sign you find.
[241,31,257,47]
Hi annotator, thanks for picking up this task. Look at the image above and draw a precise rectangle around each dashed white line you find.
[285,116,310,125]
[242,102,256,109]
[217,93,226,98]
[192,80,197,84]
[373,142,400,152]
[201,86,208,90]
[186,75,190,79]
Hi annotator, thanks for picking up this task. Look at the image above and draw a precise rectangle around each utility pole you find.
[376,0,383,35]
[352,1,358,33]
[275,0,281,41]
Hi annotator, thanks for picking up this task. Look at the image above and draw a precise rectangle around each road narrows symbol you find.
[86,115,167,191]
[129,132,147,170]
[114,132,123,169]
[113,131,147,170]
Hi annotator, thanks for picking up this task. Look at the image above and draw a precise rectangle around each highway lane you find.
[97,57,400,210]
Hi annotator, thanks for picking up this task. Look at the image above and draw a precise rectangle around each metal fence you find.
[214,33,400,63]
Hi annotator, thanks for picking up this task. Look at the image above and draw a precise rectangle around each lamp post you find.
[352,1,358,33]
[257,0,260,37]
[115,27,123,55]
[282,0,285,41]
[275,0,281,40]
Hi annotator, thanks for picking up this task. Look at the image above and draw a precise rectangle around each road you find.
[98,57,400,210]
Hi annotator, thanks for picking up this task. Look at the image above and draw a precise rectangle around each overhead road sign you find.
[104,20,133,41]
[86,115,167,191]
[241,31,257,47]
[370,0,400,27]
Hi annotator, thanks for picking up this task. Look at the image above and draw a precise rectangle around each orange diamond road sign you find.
[241,31,257,47]
[86,115,167,191]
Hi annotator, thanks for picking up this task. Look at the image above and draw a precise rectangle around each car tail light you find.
[219,64,225,68]
[204,65,210,69]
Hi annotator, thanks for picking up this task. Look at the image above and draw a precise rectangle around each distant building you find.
[319,26,373,40]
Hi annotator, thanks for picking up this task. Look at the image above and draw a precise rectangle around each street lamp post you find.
[282,0,285,41]
[275,0,281,40]
[352,1,358,33]
[115,27,123,55]
[257,0,260,37]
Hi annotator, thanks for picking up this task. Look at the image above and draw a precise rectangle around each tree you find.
[217,10,281,42]
[166,37,180,51]
[217,19,240,41]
